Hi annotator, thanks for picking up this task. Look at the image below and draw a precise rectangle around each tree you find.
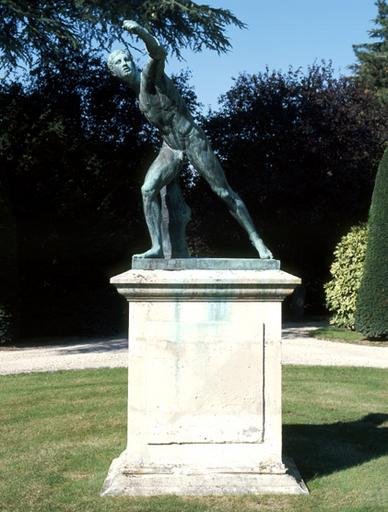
[187,64,386,312]
[0,0,244,72]
[352,0,388,104]
[355,149,388,339]
[0,0,237,342]
[0,54,144,337]
[0,50,203,338]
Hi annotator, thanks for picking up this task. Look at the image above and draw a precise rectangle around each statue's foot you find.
[133,246,164,259]
[251,237,273,259]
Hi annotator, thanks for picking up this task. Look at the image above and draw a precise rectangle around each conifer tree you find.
[355,149,388,339]
[352,0,388,104]
[0,0,244,72]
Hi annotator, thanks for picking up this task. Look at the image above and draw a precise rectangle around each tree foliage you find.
[0,0,244,72]
[355,149,388,339]
[0,50,202,338]
[352,0,388,104]
[0,52,147,336]
[324,224,368,329]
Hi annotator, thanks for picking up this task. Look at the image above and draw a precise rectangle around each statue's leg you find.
[135,143,182,258]
[186,133,273,259]
[166,178,191,258]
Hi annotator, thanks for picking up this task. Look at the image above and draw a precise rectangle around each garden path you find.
[0,323,387,375]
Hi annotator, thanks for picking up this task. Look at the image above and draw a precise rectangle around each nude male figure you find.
[108,20,273,259]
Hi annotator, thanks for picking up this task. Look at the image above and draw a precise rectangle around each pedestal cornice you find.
[110,268,301,302]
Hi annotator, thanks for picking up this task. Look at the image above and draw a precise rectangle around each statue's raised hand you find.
[122,20,164,59]
[123,20,141,33]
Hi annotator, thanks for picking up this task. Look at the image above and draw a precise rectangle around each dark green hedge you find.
[355,149,388,340]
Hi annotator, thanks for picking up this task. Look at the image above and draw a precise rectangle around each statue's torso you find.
[139,72,197,151]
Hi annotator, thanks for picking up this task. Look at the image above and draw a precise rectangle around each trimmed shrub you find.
[355,149,388,339]
[324,224,368,329]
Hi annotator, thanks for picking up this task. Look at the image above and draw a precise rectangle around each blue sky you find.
[162,0,378,110]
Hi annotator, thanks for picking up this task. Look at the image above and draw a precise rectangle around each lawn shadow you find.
[284,413,388,482]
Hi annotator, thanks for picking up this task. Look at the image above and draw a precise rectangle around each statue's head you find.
[107,49,140,88]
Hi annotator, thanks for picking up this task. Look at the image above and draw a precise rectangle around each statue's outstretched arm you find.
[123,20,166,61]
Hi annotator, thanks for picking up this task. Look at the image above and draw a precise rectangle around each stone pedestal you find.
[101,259,307,496]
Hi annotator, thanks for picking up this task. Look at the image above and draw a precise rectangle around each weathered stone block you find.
[101,262,307,496]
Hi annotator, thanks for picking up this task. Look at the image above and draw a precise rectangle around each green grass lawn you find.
[311,326,387,345]
[0,366,387,512]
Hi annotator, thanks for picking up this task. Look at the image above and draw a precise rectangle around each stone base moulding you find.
[101,261,308,496]
[101,453,308,496]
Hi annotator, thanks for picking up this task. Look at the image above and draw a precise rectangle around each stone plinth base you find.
[102,263,307,496]
[101,451,308,496]
[131,257,280,271]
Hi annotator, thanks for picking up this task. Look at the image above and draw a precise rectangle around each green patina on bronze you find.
[108,21,272,260]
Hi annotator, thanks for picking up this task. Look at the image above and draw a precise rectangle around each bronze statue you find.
[108,21,272,259]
